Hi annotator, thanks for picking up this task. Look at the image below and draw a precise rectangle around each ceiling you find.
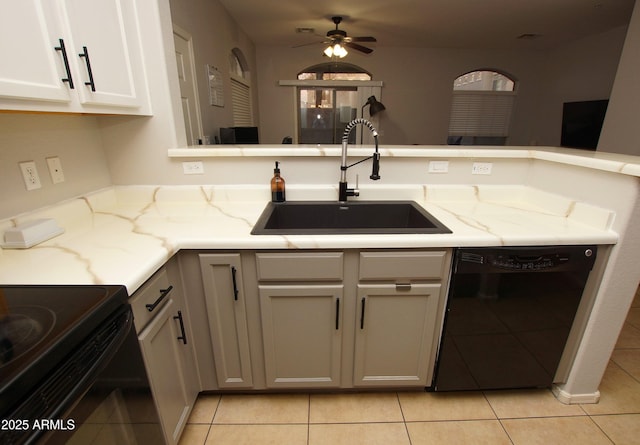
[217,0,636,50]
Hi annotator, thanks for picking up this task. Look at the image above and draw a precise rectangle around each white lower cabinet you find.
[187,248,451,392]
[259,284,343,388]
[354,283,441,387]
[199,253,253,388]
[131,262,198,445]
[139,299,192,444]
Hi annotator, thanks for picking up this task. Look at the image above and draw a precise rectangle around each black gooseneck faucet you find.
[339,118,381,202]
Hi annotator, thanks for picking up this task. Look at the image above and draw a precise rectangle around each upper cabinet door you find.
[60,0,147,109]
[0,0,150,115]
[0,0,72,103]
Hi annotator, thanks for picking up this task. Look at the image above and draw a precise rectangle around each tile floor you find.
[179,289,640,445]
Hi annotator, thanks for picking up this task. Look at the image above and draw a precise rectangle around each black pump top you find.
[274,161,280,174]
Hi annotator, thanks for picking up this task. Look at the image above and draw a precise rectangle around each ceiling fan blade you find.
[345,42,374,54]
[351,36,377,43]
[292,40,326,48]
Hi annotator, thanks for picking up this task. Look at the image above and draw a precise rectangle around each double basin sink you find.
[251,201,451,235]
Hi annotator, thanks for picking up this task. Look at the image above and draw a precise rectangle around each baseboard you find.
[552,385,601,404]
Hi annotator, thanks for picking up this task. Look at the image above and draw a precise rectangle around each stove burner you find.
[0,306,56,367]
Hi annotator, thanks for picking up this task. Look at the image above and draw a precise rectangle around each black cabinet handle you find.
[231,266,239,300]
[360,297,366,329]
[174,310,188,345]
[145,285,173,312]
[54,38,74,89]
[78,46,96,91]
[335,298,340,330]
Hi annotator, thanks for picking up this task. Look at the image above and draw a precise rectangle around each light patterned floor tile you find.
[484,388,585,418]
[611,348,640,382]
[178,424,210,445]
[591,414,640,445]
[309,392,403,423]
[407,420,512,445]
[581,361,640,415]
[309,422,410,445]
[187,394,220,424]
[398,391,496,422]
[615,322,640,349]
[213,394,309,424]
[501,416,613,445]
[205,424,307,445]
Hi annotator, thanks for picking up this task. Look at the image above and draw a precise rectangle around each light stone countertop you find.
[0,184,617,294]
[169,145,640,177]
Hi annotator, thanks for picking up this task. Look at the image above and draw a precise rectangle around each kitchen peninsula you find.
[1,146,639,411]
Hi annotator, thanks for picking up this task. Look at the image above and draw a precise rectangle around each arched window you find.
[298,62,372,81]
[229,48,252,126]
[448,70,517,145]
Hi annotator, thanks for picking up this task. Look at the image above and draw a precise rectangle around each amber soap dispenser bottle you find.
[271,161,286,202]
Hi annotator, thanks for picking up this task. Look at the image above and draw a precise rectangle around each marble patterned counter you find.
[0,184,616,294]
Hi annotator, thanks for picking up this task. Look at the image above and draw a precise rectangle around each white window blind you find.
[231,78,252,126]
[449,91,515,137]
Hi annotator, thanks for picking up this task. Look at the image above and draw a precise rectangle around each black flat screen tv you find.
[561,99,608,150]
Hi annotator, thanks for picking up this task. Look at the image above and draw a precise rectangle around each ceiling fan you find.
[296,16,377,57]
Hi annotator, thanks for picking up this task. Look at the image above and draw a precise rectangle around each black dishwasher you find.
[433,245,596,391]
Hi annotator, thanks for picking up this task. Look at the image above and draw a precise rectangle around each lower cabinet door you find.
[139,299,191,445]
[199,253,253,388]
[259,284,343,388]
[354,283,441,387]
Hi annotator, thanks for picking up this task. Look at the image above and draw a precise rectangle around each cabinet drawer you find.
[256,252,343,281]
[130,268,173,333]
[359,251,447,281]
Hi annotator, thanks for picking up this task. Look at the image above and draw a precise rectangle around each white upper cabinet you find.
[0,1,71,102]
[0,0,150,115]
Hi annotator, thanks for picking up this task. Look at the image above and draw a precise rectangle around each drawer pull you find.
[174,310,188,345]
[396,283,412,291]
[54,39,74,89]
[78,46,96,91]
[231,266,239,301]
[145,285,173,312]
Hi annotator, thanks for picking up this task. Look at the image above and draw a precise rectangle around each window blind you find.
[448,91,515,137]
[231,78,252,126]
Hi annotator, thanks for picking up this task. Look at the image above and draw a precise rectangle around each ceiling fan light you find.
[334,44,348,58]
[324,46,334,57]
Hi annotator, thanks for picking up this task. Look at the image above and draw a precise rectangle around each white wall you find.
[169,0,259,143]
[0,114,112,219]
[256,27,627,146]
[599,0,640,155]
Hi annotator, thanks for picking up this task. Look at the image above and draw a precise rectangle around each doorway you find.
[173,26,203,146]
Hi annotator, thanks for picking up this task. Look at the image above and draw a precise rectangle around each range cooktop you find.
[0,285,129,416]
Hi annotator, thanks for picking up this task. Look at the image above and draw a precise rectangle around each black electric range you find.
[0,285,129,418]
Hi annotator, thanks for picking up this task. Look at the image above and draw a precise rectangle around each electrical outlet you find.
[472,162,493,175]
[46,156,65,184]
[19,161,42,190]
[428,161,449,173]
[183,161,204,175]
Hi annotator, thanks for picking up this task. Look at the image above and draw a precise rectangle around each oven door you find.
[3,306,164,445]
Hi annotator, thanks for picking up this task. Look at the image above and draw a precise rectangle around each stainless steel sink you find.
[251,201,451,235]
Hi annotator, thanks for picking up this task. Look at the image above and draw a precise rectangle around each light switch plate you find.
[46,157,65,184]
